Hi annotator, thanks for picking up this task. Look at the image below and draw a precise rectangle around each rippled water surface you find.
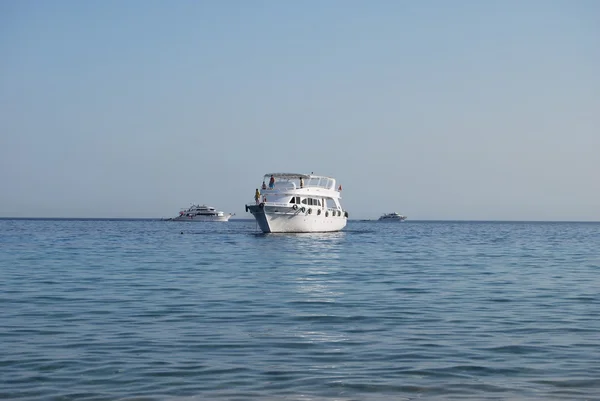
[1,219,599,400]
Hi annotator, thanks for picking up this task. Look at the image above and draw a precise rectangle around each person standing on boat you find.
[269,175,275,189]
[254,188,261,204]
[261,181,267,190]
[299,177,304,188]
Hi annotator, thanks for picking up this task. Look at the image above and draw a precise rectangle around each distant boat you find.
[169,204,234,222]
[245,172,348,233]
[378,212,407,222]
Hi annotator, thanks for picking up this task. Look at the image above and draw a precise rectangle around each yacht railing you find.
[247,201,344,214]
[261,201,291,207]
[262,178,337,191]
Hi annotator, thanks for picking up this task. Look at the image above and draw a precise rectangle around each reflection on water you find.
[296,330,349,345]
[253,231,346,259]
[249,231,353,347]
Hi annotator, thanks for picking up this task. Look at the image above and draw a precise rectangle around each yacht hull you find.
[247,205,346,233]
[171,215,232,222]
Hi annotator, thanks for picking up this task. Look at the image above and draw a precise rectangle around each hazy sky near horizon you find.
[1,1,599,220]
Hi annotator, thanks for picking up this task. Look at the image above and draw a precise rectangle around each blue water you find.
[1,219,599,401]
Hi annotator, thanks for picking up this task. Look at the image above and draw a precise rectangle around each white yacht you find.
[171,204,234,222]
[378,212,407,222]
[245,173,348,233]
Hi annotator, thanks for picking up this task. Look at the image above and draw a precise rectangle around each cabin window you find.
[301,198,307,205]
[289,197,295,204]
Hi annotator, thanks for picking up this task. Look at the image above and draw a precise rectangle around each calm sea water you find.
[1,219,599,401]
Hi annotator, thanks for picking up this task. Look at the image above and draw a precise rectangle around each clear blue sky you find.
[1,1,598,220]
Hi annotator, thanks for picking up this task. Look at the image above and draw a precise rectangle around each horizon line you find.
[1,217,599,223]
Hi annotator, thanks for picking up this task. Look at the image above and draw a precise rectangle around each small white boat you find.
[170,204,234,222]
[245,173,348,233]
[378,212,407,222]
